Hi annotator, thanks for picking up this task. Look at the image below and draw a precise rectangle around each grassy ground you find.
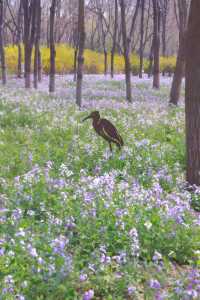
[0,74,199,300]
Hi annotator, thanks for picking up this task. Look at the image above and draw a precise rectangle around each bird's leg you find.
[117,144,121,151]
[109,142,113,152]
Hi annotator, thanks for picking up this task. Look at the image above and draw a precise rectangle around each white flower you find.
[144,220,152,230]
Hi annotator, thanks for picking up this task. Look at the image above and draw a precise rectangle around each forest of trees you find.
[1,0,200,186]
[0,0,185,99]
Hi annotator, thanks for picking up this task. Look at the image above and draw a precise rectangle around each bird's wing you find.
[101,119,124,146]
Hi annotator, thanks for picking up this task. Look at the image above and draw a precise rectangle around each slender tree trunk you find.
[0,0,6,85]
[152,0,160,89]
[161,1,168,75]
[38,2,42,83]
[34,0,41,89]
[17,0,22,78]
[185,0,200,186]
[119,0,132,102]
[104,49,107,76]
[22,0,36,89]
[49,0,56,93]
[111,0,118,78]
[17,44,22,78]
[73,48,78,82]
[148,40,154,78]
[169,34,185,105]
[169,0,188,105]
[139,0,145,78]
[38,49,42,82]
[76,0,85,107]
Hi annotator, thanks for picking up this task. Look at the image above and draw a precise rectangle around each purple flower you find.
[83,289,94,300]
[149,279,161,289]
[84,192,95,204]
[0,247,4,256]
[79,273,88,282]
[127,285,136,295]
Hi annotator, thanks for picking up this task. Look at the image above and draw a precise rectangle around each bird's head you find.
[82,111,100,122]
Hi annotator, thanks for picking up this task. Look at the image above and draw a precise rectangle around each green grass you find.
[0,78,199,300]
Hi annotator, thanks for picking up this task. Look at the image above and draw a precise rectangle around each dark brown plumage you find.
[82,111,124,152]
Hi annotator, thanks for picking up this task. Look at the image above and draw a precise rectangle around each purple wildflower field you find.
[0,75,199,300]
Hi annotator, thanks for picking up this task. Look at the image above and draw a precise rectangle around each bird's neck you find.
[93,117,101,125]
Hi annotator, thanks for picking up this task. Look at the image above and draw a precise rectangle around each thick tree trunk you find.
[185,0,200,186]
[169,34,185,105]
[119,0,132,102]
[76,0,85,107]
[139,0,145,78]
[152,0,160,89]
[0,0,6,85]
[111,0,118,78]
[49,0,56,93]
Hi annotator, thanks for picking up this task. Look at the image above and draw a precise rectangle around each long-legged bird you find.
[82,111,124,152]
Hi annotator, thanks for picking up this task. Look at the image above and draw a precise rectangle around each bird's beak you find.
[82,115,91,122]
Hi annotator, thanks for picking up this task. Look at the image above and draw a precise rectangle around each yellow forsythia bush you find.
[4,44,176,75]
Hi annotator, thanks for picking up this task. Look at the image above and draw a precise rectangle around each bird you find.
[82,111,124,152]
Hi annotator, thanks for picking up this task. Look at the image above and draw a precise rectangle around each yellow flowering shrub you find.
[4,44,176,75]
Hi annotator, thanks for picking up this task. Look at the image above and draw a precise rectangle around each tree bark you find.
[185,0,200,186]
[104,49,108,76]
[169,0,188,105]
[148,39,154,78]
[34,0,41,89]
[169,33,185,105]
[161,0,169,75]
[0,0,6,85]
[22,0,36,88]
[152,0,160,89]
[139,0,145,78]
[17,0,22,78]
[119,0,132,102]
[49,0,56,93]
[76,0,85,108]
[73,48,78,82]
[111,0,118,78]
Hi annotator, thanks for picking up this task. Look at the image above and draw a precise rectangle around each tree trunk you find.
[185,0,200,186]
[119,0,132,102]
[76,0,85,108]
[17,44,22,78]
[22,0,36,88]
[104,49,107,76]
[38,49,42,82]
[49,0,56,93]
[152,0,160,89]
[169,0,188,105]
[17,0,22,78]
[34,0,41,89]
[111,0,118,78]
[0,0,6,85]
[73,48,78,82]
[161,0,168,75]
[148,40,154,78]
[139,0,145,78]
[169,33,185,105]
